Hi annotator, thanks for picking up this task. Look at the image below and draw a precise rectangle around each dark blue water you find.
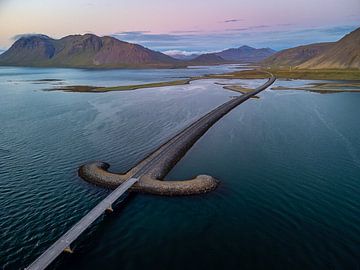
[0,68,359,270]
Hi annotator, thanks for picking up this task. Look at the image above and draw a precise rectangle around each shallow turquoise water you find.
[0,68,359,269]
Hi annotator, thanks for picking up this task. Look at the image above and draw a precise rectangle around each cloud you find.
[315,25,358,35]
[82,30,96,34]
[163,50,213,56]
[276,23,295,27]
[11,33,51,41]
[112,31,189,51]
[112,24,358,53]
[170,30,203,34]
[226,25,271,32]
[349,14,360,18]
[115,31,151,35]
[113,31,181,42]
[223,19,243,23]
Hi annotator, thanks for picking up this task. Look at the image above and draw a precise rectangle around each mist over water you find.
[0,67,359,269]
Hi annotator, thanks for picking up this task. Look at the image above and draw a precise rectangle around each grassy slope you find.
[209,69,360,80]
[268,69,360,80]
[298,28,360,69]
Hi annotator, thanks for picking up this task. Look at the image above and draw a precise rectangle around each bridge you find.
[26,75,275,270]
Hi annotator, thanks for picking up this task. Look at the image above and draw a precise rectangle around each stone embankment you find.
[79,76,276,195]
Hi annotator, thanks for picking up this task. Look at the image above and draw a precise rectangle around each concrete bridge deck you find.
[25,178,138,270]
[26,75,275,270]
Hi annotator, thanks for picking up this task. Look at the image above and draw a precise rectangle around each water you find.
[0,64,239,87]
[0,68,359,269]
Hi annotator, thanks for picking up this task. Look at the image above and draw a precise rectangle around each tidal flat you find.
[45,68,360,93]
[272,81,360,93]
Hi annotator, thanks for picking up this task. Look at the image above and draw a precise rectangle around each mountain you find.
[298,27,360,69]
[0,34,179,68]
[261,43,333,67]
[164,51,200,60]
[216,45,276,62]
[262,27,360,69]
[192,45,275,64]
[191,53,226,64]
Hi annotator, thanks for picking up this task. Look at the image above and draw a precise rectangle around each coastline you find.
[271,85,360,94]
[46,78,194,92]
[45,68,360,93]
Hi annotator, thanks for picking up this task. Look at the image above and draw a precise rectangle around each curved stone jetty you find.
[26,76,275,270]
[79,76,276,195]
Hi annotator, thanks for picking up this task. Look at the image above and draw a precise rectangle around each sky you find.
[0,0,359,54]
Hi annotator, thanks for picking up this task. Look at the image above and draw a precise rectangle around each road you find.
[26,75,275,269]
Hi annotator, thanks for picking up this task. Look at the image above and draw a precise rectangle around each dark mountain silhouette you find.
[216,45,276,62]
[261,43,333,67]
[0,34,179,68]
[262,27,360,69]
[191,53,226,64]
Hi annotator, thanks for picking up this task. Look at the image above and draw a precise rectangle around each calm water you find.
[0,64,239,87]
[0,67,359,270]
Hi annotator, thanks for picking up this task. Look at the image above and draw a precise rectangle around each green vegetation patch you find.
[206,69,270,79]
[268,69,360,80]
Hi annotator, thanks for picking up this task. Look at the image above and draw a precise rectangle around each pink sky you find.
[0,0,359,51]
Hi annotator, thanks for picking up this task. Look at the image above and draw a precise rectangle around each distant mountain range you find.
[0,34,179,68]
[262,27,360,69]
[261,43,332,67]
[213,46,276,62]
[191,53,227,64]
[172,46,276,63]
[0,35,276,68]
[1,27,359,69]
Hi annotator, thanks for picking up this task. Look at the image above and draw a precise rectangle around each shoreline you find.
[272,86,360,94]
[46,78,194,93]
[271,81,360,93]
[45,68,360,93]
